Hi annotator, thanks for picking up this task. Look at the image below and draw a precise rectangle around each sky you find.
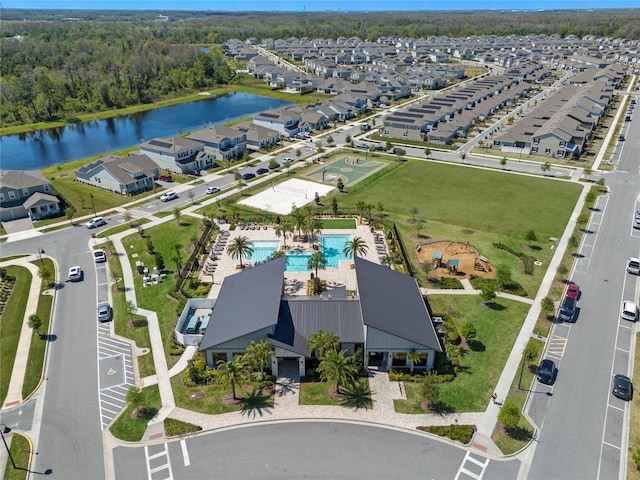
[2,0,639,11]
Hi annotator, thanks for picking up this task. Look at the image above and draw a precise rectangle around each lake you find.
[0,92,292,171]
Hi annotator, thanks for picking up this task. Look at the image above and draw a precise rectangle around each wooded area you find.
[1,8,638,128]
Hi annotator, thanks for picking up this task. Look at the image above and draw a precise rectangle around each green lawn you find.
[122,218,203,369]
[299,377,371,407]
[171,375,255,414]
[319,218,357,229]
[109,384,161,442]
[4,432,30,479]
[0,266,31,406]
[21,259,54,399]
[395,295,530,413]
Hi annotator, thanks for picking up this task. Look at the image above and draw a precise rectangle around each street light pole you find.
[38,248,44,266]
[89,194,97,217]
[0,424,16,469]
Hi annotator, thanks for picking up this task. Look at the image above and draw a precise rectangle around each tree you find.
[416,218,425,236]
[326,135,334,145]
[336,178,344,192]
[420,374,440,409]
[568,234,578,249]
[122,210,133,226]
[424,147,431,157]
[460,320,477,342]
[343,236,369,259]
[480,286,496,305]
[38,265,53,288]
[541,296,555,317]
[500,157,507,170]
[460,151,466,162]
[173,206,182,226]
[541,162,551,175]
[172,243,184,274]
[317,349,357,394]
[187,189,196,205]
[407,350,422,375]
[345,134,351,144]
[495,264,512,287]
[215,357,249,400]
[307,251,328,278]
[125,300,137,322]
[332,197,339,214]
[126,386,144,416]
[28,314,43,337]
[275,221,292,249]
[307,218,323,248]
[410,206,418,220]
[557,264,569,281]
[355,201,368,224]
[308,330,339,361]
[583,167,593,178]
[291,208,307,240]
[498,401,521,432]
[227,236,254,268]
[525,230,538,244]
[244,339,274,381]
[64,207,75,225]
[385,140,393,151]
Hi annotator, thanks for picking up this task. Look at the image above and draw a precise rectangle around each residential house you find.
[235,122,281,151]
[74,154,158,195]
[0,170,60,222]
[253,110,302,138]
[186,126,247,161]
[139,136,216,174]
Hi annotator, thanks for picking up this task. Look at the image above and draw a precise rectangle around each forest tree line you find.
[1,8,639,128]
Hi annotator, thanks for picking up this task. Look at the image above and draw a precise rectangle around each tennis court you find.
[305,156,386,187]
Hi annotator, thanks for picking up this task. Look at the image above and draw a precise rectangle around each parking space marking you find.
[608,403,626,413]
[545,335,567,359]
[603,440,621,450]
[180,440,190,467]
[145,444,173,480]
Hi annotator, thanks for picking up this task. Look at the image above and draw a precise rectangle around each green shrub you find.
[421,424,475,444]
[164,418,202,437]
[440,277,464,289]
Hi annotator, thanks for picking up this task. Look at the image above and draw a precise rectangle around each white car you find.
[282,157,293,163]
[68,266,83,282]
[93,249,107,263]
[160,191,178,202]
[621,300,638,322]
[86,216,106,229]
[206,186,220,194]
[627,257,640,275]
[97,302,112,322]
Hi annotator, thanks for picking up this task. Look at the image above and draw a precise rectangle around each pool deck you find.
[202,223,388,299]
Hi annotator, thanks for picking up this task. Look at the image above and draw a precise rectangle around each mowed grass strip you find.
[0,266,31,406]
[395,295,530,413]
[341,160,581,237]
[22,259,55,399]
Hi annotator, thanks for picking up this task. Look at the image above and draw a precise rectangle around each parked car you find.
[626,116,632,122]
[206,186,220,194]
[627,257,640,275]
[158,174,173,182]
[241,172,255,181]
[565,282,580,299]
[355,142,369,149]
[97,302,112,322]
[67,266,83,282]
[620,300,638,322]
[160,191,178,202]
[634,217,640,229]
[618,135,625,141]
[268,162,280,170]
[282,157,293,163]
[256,168,269,175]
[558,295,577,322]
[85,216,106,229]
[93,249,107,263]
[537,358,556,385]
[375,144,385,151]
[612,374,633,400]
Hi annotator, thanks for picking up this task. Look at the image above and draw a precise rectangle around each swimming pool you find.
[247,235,352,272]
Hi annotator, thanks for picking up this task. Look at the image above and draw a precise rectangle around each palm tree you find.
[307,251,327,278]
[342,236,369,259]
[307,218,323,248]
[126,386,144,415]
[215,357,249,400]
[308,330,339,361]
[355,201,367,224]
[291,208,307,240]
[244,339,274,381]
[407,350,422,375]
[317,349,357,395]
[275,221,292,249]
[227,236,254,268]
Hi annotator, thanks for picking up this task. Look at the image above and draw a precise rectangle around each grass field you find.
[0,266,31,406]
[629,332,640,479]
[109,384,160,442]
[395,294,530,413]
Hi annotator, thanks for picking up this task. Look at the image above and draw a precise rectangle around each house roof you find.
[76,154,157,185]
[23,192,60,209]
[354,256,441,351]
[199,256,286,350]
[0,170,49,190]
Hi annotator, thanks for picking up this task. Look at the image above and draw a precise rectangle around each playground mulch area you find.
[415,240,495,281]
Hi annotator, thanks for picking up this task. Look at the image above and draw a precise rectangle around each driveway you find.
[2,217,35,234]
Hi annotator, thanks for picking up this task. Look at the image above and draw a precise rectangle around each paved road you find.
[526,113,640,480]
[113,421,521,479]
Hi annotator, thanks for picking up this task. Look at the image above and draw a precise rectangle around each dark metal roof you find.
[354,257,442,352]
[199,256,286,350]
[269,298,364,355]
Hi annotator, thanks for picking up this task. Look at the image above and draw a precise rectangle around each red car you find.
[566,282,580,299]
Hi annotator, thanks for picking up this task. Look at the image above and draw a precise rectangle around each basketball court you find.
[305,155,386,187]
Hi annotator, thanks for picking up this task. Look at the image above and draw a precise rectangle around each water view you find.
[1,92,292,171]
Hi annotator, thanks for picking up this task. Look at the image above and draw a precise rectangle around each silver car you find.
[97,302,112,322]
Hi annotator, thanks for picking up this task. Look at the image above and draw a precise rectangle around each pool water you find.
[247,235,352,272]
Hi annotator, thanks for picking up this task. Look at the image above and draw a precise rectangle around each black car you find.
[558,295,576,322]
[612,374,633,400]
[241,172,255,181]
[537,358,555,385]
[256,168,269,175]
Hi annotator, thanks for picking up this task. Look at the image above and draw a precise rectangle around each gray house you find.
[139,136,216,174]
[186,126,247,161]
[74,154,158,195]
[0,170,60,222]
[199,256,442,376]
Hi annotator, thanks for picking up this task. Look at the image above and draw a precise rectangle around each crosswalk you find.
[454,451,490,480]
